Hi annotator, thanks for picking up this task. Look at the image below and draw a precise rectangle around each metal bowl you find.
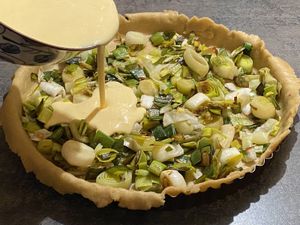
[0,23,94,66]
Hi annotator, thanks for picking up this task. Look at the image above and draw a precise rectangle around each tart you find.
[1,11,300,210]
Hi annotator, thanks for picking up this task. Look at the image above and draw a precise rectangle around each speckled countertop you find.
[0,0,300,224]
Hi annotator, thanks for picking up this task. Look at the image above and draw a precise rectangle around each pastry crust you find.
[1,11,300,210]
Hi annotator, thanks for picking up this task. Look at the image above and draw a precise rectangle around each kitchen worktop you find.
[0,1,299,224]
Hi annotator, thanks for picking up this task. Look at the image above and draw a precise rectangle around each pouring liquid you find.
[0,0,119,108]
[97,46,106,109]
[1,0,146,133]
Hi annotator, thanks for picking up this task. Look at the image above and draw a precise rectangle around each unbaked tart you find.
[1,12,300,210]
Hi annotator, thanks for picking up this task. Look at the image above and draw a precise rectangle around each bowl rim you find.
[0,21,104,51]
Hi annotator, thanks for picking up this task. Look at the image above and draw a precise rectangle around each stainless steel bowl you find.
[0,23,94,66]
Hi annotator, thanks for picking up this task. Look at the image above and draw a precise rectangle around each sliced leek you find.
[219,147,242,166]
[96,167,132,189]
[160,170,186,188]
[250,96,276,119]
[183,47,209,79]
[61,140,95,167]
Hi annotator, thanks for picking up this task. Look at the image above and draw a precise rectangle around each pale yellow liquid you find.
[46,82,146,135]
[97,46,106,109]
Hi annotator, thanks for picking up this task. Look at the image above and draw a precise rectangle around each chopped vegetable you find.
[163,108,201,129]
[95,148,118,163]
[197,74,228,100]
[236,55,253,74]
[152,124,176,141]
[40,81,65,97]
[176,78,195,96]
[219,124,235,149]
[229,112,254,127]
[219,147,242,166]
[138,80,158,96]
[24,121,41,133]
[191,149,202,165]
[61,140,95,167]
[90,130,115,148]
[62,65,84,83]
[69,120,89,143]
[149,160,167,176]
[252,118,278,144]
[184,93,210,111]
[243,42,253,54]
[174,121,194,135]
[242,147,257,162]
[113,45,129,60]
[210,55,238,80]
[150,32,165,46]
[160,170,186,188]
[140,95,154,109]
[43,70,63,85]
[152,144,184,162]
[125,31,147,46]
[37,106,53,124]
[96,166,132,189]
[37,139,53,154]
[184,47,209,79]
[250,96,276,119]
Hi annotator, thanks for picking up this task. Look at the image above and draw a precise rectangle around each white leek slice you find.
[250,96,276,119]
[131,122,143,133]
[174,121,194,134]
[219,147,242,166]
[160,105,172,114]
[225,88,253,115]
[184,93,210,111]
[138,79,158,96]
[152,144,184,162]
[160,170,186,188]
[243,147,257,162]
[249,79,261,90]
[252,118,278,144]
[64,82,73,93]
[185,168,203,183]
[163,108,202,130]
[242,103,251,116]
[125,31,147,46]
[211,55,238,80]
[183,47,209,79]
[224,82,237,91]
[140,95,154,109]
[206,116,224,129]
[61,140,95,167]
[96,169,132,189]
[240,131,253,150]
[219,124,235,149]
[252,131,269,144]
[225,88,252,101]
[40,81,65,97]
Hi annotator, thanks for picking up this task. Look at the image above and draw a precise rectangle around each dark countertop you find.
[0,1,299,224]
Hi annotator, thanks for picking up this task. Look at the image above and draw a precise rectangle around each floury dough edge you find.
[1,11,300,210]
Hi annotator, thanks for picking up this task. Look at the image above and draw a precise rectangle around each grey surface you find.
[0,0,300,224]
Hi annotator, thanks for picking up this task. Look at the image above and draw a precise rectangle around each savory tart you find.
[1,12,300,210]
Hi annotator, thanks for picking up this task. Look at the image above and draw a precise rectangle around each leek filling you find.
[22,31,282,192]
